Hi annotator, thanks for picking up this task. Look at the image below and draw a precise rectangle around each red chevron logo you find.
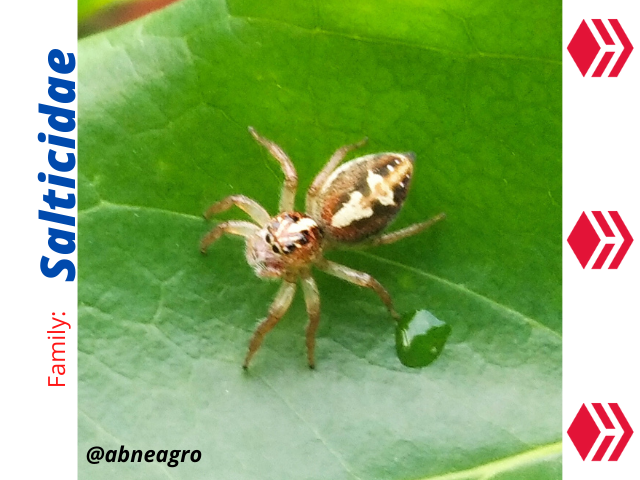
[567,19,634,77]
[568,403,634,461]
[567,211,633,269]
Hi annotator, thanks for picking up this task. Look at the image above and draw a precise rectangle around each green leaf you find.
[78,0,561,478]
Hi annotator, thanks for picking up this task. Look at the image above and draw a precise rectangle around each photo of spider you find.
[201,127,445,368]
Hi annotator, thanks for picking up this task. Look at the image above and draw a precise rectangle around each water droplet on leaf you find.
[395,309,451,368]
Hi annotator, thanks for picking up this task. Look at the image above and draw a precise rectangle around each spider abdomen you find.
[308,152,415,243]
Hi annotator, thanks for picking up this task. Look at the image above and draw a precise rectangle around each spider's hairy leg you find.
[248,127,298,212]
[200,220,259,254]
[244,280,297,369]
[203,194,271,226]
[305,136,368,212]
[300,274,320,369]
[367,212,446,247]
[316,259,400,320]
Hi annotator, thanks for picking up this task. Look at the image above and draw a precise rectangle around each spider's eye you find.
[298,231,309,245]
[272,244,281,254]
[265,233,272,243]
[282,244,296,254]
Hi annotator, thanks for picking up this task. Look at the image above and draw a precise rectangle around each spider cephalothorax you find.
[201,127,444,368]
[246,212,324,280]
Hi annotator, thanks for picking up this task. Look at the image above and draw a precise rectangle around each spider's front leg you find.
[203,194,270,226]
[248,127,298,212]
[200,220,259,254]
[317,259,400,320]
[244,280,297,369]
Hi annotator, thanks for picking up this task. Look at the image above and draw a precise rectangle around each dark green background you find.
[78,0,562,478]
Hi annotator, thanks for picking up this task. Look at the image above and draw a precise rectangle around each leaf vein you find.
[230,15,561,65]
[80,200,561,341]
[354,251,561,340]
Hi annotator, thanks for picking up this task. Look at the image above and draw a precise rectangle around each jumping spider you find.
[201,127,445,369]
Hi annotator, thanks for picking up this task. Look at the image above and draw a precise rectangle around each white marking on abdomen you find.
[366,170,395,206]
[331,191,374,228]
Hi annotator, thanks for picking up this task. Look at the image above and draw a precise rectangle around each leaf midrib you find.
[413,442,562,480]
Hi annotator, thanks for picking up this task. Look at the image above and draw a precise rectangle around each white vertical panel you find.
[564,1,638,478]
[0,1,77,478]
